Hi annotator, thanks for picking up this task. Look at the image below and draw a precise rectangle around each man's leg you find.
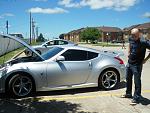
[132,65,142,101]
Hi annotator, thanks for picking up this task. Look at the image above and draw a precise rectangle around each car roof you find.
[44,39,74,44]
[55,45,100,53]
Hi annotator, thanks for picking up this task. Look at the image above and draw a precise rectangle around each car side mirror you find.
[56,56,65,62]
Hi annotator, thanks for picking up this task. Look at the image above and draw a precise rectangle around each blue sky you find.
[0,0,150,39]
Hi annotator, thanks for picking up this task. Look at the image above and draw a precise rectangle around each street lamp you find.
[106,33,109,45]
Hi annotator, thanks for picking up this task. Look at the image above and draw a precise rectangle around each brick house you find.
[64,28,84,43]
[123,22,150,40]
[97,26,123,42]
[63,26,123,43]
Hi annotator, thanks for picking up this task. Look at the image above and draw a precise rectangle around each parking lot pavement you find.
[0,45,150,113]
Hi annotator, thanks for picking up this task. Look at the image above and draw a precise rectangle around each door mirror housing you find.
[56,56,65,62]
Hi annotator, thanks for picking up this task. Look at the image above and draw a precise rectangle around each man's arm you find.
[128,43,131,57]
[143,52,150,64]
[145,39,150,49]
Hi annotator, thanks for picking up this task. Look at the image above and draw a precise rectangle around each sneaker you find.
[130,99,139,105]
[121,94,132,98]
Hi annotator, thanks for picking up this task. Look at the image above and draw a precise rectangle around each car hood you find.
[0,34,44,60]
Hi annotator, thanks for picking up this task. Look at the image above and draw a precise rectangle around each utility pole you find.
[32,18,36,43]
[36,26,39,42]
[6,20,9,34]
[29,12,32,44]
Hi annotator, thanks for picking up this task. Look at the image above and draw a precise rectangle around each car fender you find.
[5,63,47,91]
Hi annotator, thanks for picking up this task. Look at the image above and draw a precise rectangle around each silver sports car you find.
[0,34,125,97]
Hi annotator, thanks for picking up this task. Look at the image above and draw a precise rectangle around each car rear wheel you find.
[98,69,119,90]
[9,74,33,97]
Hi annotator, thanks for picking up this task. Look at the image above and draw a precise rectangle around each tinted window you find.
[87,51,98,60]
[46,41,54,46]
[59,40,68,45]
[61,50,87,61]
[42,47,64,60]
[54,40,59,45]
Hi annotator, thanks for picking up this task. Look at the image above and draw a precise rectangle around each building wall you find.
[64,33,80,43]
[0,35,23,56]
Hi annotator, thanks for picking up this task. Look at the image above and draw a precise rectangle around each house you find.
[64,28,85,43]
[97,26,123,42]
[123,22,150,40]
[63,26,123,43]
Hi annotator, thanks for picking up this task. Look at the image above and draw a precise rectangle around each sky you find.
[0,0,150,39]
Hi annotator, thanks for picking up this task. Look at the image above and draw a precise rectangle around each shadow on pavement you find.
[0,97,97,113]
[113,81,126,90]
[140,97,150,105]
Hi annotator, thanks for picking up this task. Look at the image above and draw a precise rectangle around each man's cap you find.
[131,28,139,34]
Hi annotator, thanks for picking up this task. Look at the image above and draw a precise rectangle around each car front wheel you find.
[98,69,119,90]
[9,74,33,97]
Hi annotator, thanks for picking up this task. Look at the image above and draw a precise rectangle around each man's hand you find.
[143,59,147,64]
[143,53,150,64]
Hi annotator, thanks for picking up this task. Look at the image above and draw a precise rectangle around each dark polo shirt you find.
[128,37,150,65]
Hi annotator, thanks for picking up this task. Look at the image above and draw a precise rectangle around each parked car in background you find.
[111,40,123,43]
[0,34,125,98]
[25,39,77,56]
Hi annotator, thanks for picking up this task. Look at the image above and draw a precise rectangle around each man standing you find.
[122,28,150,105]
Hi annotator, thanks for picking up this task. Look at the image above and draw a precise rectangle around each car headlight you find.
[0,70,3,78]
[0,67,7,78]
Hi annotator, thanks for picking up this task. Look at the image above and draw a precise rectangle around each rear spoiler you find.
[103,50,124,57]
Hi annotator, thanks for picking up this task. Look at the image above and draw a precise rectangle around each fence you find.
[0,34,26,56]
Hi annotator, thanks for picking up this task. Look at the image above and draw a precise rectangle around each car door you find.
[46,49,92,87]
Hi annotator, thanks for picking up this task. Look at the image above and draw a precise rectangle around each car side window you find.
[59,41,68,45]
[87,51,98,60]
[54,40,59,45]
[61,49,87,61]
[47,41,54,46]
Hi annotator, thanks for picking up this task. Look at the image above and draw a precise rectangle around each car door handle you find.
[89,62,92,68]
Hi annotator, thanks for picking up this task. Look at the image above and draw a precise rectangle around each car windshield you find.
[41,47,64,60]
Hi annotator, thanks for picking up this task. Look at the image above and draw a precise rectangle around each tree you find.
[36,33,45,42]
[80,28,101,43]
[59,34,65,39]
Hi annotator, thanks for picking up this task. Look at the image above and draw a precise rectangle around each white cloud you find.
[142,12,150,18]
[58,0,138,11]
[58,0,81,8]
[0,13,14,19]
[28,7,69,14]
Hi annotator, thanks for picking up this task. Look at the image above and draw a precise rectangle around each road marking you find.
[36,89,150,102]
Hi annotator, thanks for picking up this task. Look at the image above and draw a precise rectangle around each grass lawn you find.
[0,47,24,65]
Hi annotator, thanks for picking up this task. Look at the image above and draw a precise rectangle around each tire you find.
[8,74,34,98]
[98,69,119,90]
